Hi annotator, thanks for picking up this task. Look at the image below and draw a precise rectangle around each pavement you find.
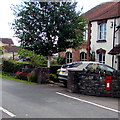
[1,78,120,119]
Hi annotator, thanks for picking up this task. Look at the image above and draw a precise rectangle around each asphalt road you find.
[2,78,119,118]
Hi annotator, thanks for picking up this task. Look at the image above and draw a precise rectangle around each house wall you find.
[90,17,120,69]
[2,52,19,60]
[59,49,80,63]
[116,17,120,45]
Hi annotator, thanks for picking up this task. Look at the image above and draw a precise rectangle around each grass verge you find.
[0,74,37,85]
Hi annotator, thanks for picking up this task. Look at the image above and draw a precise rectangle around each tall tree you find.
[12,2,86,67]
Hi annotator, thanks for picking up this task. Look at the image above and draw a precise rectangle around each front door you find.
[118,56,120,70]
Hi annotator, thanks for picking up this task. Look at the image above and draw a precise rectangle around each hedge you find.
[2,59,61,75]
[2,59,31,73]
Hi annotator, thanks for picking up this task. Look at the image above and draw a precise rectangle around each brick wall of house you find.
[59,51,66,58]
[59,49,80,63]
[72,49,80,62]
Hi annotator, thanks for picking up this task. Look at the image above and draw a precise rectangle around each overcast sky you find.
[0,0,112,46]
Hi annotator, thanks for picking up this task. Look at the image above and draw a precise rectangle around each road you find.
[2,78,120,118]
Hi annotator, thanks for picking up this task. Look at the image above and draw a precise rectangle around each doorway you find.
[118,56,120,70]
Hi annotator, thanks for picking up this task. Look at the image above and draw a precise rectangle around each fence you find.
[67,70,120,97]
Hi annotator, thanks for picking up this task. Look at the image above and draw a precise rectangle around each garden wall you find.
[32,67,50,84]
[67,70,120,97]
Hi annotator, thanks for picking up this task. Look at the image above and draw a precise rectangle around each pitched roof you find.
[4,46,19,53]
[83,1,120,21]
[108,44,120,55]
[0,38,14,45]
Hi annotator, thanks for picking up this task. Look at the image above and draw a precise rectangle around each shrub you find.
[27,73,37,82]
[15,72,23,79]
[50,73,57,80]
[2,59,29,73]
[57,56,65,65]
[15,71,28,80]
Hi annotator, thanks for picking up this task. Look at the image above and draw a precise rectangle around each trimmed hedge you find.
[2,59,30,73]
[2,59,61,76]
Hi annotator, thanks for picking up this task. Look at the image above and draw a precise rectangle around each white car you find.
[58,61,115,87]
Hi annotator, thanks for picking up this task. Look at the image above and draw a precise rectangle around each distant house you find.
[0,38,19,60]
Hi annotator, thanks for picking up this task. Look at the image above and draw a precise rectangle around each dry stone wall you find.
[67,70,120,97]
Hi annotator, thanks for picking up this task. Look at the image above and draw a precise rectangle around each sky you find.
[0,0,112,46]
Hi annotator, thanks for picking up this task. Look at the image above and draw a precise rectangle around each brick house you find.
[59,1,120,70]
[0,38,19,60]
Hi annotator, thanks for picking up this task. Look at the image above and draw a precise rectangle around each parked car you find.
[58,61,116,87]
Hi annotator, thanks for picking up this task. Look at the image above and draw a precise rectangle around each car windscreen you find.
[62,64,69,68]
[62,62,82,68]
[67,62,82,68]
[98,64,115,72]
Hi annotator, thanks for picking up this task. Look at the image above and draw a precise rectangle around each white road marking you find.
[56,92,120,114]
[0,106,16,117]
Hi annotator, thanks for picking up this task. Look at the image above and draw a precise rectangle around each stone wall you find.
[67,70,120,97]
[32,67,50,84]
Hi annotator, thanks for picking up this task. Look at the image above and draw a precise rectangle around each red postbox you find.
[105,76,112,90]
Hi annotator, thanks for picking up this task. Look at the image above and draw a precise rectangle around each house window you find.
[80,52,87,61]
[83,25,88,41]
[98,23,106,41]
[66,52,72,63]
[97,53,105,64]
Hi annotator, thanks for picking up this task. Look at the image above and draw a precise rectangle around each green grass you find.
[0,74,37,85]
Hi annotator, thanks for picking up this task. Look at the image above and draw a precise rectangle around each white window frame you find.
[83,25,88,41]
[98,23,106,40]
[66,52,72,63]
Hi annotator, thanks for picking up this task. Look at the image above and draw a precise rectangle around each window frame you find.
[80,52,87,61]
[98,23,107,41]
[66,52,72,63]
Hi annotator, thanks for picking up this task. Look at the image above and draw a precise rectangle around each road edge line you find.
[0,107,16,117]
[56,92,120,114]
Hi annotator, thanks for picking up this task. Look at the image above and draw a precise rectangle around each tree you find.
[18,48,46,66]
[12,2,86,67]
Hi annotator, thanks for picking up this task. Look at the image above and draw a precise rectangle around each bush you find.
[57,56,65,65]
[15,71,28,80]
[15,72,23,79]
[27,73,37,82]
[2,59,33,73]
[50,73,57,81]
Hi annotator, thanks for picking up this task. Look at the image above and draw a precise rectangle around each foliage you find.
[18,48,47,65]
[12,2,86,57]
[2,59,29,73]
[15,71,28,80]
[50,73,57,81]
[57,56,65,65]
[90,53,95,61]
[1,73,37,84]
[27,73,37,82]
[15,71,23,79]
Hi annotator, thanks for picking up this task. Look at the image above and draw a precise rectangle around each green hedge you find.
[2,59,30,73]
[2,59,61,74]
[2,59,62,82]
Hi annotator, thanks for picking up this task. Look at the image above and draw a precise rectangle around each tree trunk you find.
[47,56,51,68]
